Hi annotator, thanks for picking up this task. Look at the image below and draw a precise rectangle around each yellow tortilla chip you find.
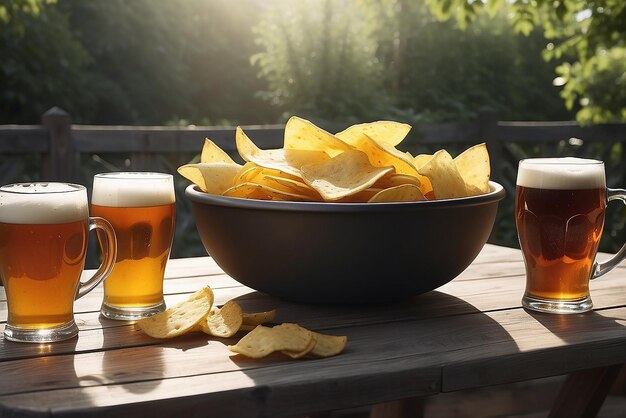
[239,324,257,332]
[261,175,321,199]
[137,287,214,339]
[201,138,237,164]
[375,173,422,189]
[228,323,313,359]
[236,127,330,178]
[284,116,353,157]
[200,300,243,338]
[178,162,241,194]
[335,120,411,147]
[339,133,420,177]
[301,150,394,201]
[309,332,347,357]
[282,332,317,359]
[368,184,426,203]
[233,162,260,185]
[454,143,490,195]
[222,182,315,201]
[418,150,467,199]
[242,309,277,326]
[413,154,432,170]
[335,187,383,203]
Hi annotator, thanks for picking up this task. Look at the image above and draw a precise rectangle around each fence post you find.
[41,107,77,182]
[478,107,502,185]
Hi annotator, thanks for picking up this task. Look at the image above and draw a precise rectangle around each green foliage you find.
[252,0,390,124]
[556,48,626,123]
[0,0,54,26]
[2,0,618,126]
[253,0,569,125]
[0,0,94,123]
[1,0,278,125]
[57,0,275,125]
[425,0,626,122]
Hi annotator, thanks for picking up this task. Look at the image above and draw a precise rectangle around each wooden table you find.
[1,244,625,417]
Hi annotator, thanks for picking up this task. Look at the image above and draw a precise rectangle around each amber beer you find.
[0,183,116,342]
[515,158,606,313]
[92,172,175,320]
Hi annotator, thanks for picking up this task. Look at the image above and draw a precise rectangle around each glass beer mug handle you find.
[76,217,117,299]
[591,188,626,280]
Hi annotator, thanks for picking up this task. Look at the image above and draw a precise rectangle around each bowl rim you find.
[185,181,505,213]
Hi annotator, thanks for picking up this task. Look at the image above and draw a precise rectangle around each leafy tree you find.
[0,0,95,123]
[253,0,390,126]
[253,0,569,125]
[361,0,569,122]
[57,0,276,125]
[425,0,626,122]
[1,0,277,125]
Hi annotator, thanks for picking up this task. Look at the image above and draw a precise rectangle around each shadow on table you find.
[0,333,101,412]
[97,315,170,395]
[230,288,517,329]
[222,290,520,417]
[526,308,626,344]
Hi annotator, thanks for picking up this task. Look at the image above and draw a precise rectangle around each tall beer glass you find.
[0,183,116,342]
[515,158,626,313]
[91,172,176,320]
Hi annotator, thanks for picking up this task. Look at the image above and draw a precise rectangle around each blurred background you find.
[1,0,625,258]
[3,0,624,126]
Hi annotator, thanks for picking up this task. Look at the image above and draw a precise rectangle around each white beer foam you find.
[517,157,605,190]
[92,172,175,207]
[0,183,88,224]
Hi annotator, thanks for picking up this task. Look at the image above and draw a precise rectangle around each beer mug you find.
[91,172,176,320]
[515,158,626,314]
[0,183,116,343]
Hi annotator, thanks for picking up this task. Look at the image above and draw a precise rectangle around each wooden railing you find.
[2,107,625,256]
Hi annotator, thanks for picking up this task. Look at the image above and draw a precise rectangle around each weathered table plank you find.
[0,244,624,418]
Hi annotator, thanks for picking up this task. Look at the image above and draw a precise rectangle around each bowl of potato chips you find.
[182,117,505,304]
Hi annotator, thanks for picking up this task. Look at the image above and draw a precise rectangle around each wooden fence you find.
[1,107,625,257]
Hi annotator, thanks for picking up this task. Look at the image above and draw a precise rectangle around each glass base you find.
[522,294,593,314]
[100,301,166,321]
[3,320,79,343]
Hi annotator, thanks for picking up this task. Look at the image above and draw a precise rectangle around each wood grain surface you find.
[0,244,624,417]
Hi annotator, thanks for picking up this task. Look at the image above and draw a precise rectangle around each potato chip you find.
[413,154,432,170]
[179,117,491,203]
[282,333,317,359]
[375,173,421,189]
[335,187,383,203]
[236,164,301,187]
[228,323,313,359]
[309,332,347,357]
[201,138,237,164]
[339,133,419,177]
[223,182,315,201]
[368,184,426,203]
[138,287,214,339]
[454,143,490,195]
[200,300,243,338]
[233,162,260,185]
[301,150,394,201]
[336,121,411,148]
[178,162,241,194]
[236,127,330,177]
[261,175,321,199]
[239,324,257,332]
[418,150,467,199]
[242,309,277,326]
[284,116,353,157]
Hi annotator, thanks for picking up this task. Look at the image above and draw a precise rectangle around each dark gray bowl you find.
[186,182,505,304]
